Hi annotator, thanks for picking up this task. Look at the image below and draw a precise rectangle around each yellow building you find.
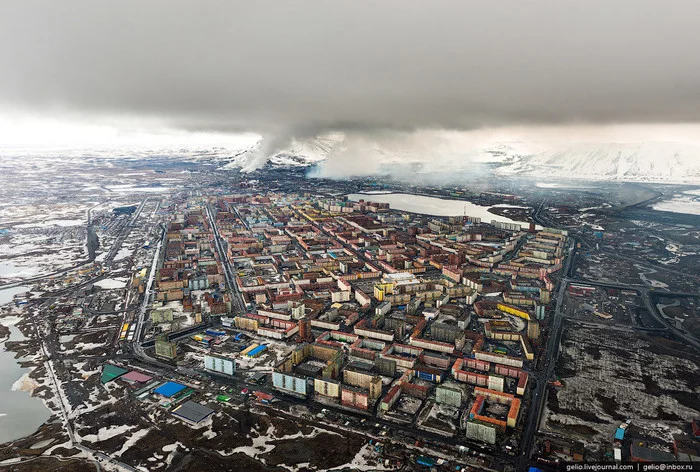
[497,303,531,321]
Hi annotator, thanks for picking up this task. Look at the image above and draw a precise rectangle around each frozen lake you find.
[347,193,532,228]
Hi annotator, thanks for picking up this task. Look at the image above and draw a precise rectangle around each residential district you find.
[1,178,698,472]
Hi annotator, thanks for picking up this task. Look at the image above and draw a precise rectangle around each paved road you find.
[205,203,246,314]
[517,239,575,471]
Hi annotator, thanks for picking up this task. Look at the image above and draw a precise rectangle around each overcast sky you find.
[1,0,700,148]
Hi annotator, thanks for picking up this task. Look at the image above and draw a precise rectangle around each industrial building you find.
[154,381,187,398]
[171,400,215,426]
[629,444,676,462]
[101,364,128,385]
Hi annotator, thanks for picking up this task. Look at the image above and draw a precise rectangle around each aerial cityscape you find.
[1,2,699,472]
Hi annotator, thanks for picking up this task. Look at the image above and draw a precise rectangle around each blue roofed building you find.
[614,427,626,441]
[154,381,187,397]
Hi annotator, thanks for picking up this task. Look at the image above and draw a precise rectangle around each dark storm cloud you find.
[1,0,700,135]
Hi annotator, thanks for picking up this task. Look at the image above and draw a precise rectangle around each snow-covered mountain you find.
[219,134,342,171]
[266,135,341,167]
[206,135,700,185]
[495,142,700,183]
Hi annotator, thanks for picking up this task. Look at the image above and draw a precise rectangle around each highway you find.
[517,239,576,471]
[205,203,246,314]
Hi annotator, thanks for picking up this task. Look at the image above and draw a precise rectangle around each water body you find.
[347,193,531,228]
[0,288,51,444]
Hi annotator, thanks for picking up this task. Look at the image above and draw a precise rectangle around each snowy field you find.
[653,189,700,216]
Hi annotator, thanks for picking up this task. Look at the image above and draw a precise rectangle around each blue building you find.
[614,427,626,441]
[154,381,187,397]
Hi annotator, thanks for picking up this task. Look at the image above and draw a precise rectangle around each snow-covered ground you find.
[94,277,128,289]
[652,189,700,215]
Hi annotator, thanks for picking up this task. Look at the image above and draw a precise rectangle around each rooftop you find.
[171,400,215,424]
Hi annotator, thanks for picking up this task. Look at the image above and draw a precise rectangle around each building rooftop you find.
[121,370,153,384]
[154,381,187,397]
[630,444,675,462]
[171,400,215,424]
[101,364,129,385]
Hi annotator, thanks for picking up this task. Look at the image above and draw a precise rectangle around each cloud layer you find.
[2,0,700,138]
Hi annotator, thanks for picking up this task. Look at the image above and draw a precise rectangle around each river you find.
[0,287,52,444]
[347,193,532,228]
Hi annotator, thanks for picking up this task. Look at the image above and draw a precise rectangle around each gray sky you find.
[1,0,700,141]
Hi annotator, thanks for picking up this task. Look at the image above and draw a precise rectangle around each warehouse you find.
[246,344,268,358]
[120,370,153,386]
[240,343,260,356]
[171,400,215,426]
[154,381,187,398]
[101,364,128,385]
[630,444,675,462]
